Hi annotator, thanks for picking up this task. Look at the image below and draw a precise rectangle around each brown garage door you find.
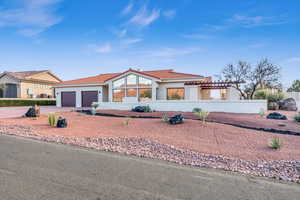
[61,92,76,107]
[82,91,98,107]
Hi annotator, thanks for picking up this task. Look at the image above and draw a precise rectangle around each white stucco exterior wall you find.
[227,87,240,100]
[55,86,103,107]
[97,100,267,114]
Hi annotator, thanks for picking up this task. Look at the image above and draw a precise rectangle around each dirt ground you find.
[1,111,300,161]
[95,110,300,134]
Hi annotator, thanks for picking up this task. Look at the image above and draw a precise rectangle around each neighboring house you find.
[54,69,241,108]
[0,70,61,98]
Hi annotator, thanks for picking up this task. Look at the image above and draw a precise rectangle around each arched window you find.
[112,74,152,102]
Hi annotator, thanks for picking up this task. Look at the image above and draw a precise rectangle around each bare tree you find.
[221,59,281,99]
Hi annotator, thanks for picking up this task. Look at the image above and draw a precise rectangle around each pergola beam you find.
[184,80,243,89]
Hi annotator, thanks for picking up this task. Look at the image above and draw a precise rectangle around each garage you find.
[81,91,98,107]
[61,92,76,107]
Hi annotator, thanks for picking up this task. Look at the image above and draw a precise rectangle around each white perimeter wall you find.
[55,86,103,107]
[97,100,267,114]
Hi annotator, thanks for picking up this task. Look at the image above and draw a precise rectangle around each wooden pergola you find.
[184,81,243,89]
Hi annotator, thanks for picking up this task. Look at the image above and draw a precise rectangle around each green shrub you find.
[294,112,300,122]
[267,93,284,103]
[91,103,99,109]
[268,137,283,150]
[259,108,265,117]
[161,114,170,123]
[143,105,152,113]
[254,90,285,103]
[0,99,56,107]
[192,108,202,113]
[254,90,268,100]
[195,110,210,123]
[48,113,57,127]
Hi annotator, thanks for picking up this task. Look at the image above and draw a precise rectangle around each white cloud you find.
[286,57,300,63]
[94,43,112,54]
[163,9,176,19]
[121,2,133,15]
[116,28,127,38]
[128,5,160,27]
[121,38,143,46]
[182,34,214,39]
[0,0,63,37]
[229,14,286,28]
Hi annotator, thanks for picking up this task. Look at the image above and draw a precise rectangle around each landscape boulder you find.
[169,114,184,125]
[266,112,287,120]
[132,106,145,112]
[57,117,68,128]
[25,105,40,118]
[278,98,298,111]
[131,105,152,113]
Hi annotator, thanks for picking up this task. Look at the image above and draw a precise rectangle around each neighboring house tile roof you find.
[57,69,205,86]
[0,70,61,83]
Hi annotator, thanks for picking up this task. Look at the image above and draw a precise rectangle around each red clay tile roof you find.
[57,69,204,85]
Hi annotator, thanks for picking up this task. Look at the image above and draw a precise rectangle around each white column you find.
[152,82,158,101]
[76,90,81,107]
[56,89,62,107]
[98,87,103,103]
[108,82,113,102]
[184,85,198,101]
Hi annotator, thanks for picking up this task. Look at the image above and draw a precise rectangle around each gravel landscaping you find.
[0,124,299,183]
[93,110,300,136]
[2,112,300,161]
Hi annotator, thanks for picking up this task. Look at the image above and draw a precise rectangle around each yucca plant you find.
[48,113,57,127]
[268,137,283,150]
[294,112,300,123]
[161,114,170,123]
[195,110,210,123]
[123,118,130,126]
[259,108,265,117]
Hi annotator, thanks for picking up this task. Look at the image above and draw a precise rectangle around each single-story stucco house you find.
[0,70,61,98]
[54,69,267,113]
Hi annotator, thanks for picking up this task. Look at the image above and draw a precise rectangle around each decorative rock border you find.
[0,124,299,183]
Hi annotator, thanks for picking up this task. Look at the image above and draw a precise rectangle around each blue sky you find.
[0,0,299,87]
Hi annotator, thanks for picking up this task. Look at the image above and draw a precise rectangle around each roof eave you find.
[54,82,106,88]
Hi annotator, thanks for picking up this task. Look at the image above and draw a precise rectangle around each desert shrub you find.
[254,90,268,100]
[192,108,202,113]
[161,114,170,123]
[48,113,57,126]
[143,105,152,113]
[268,137,283,150]
[91,103,99,109]
[294,112,300,122]
[0,99,56,107]
[123,118,130,126]
[195,110,210,123]
[267,93,285,103]
[259,108,265,117]
[254,90,285,103]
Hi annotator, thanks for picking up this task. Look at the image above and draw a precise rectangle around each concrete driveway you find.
[0,134,299,200]
[0,106,71,118]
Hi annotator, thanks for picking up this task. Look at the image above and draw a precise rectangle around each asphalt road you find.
[0,135,299,200]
